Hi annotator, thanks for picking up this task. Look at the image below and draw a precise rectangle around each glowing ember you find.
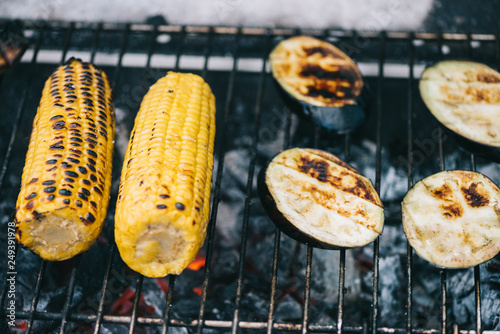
[187,252,206,271]
[110,287,155,316]
[156,278,169,295]
[15,321,27,330]
[192,287,203,296]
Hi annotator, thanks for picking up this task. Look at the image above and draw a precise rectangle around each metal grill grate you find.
[0,20,499,334]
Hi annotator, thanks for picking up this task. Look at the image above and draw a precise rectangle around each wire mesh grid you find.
[0,20,499,334]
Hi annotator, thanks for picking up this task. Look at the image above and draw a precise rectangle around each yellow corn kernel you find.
[115,71,216,278]
[15,58,115,261]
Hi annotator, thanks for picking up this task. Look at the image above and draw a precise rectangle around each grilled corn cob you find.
[115,71,216,278]
[15,58,115,261]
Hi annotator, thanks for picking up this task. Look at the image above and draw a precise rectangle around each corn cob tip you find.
[116,214,202,277]
[16,213,100,261]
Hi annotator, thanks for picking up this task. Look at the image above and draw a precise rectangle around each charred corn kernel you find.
[115,71,216,278]
[15,58,115,261]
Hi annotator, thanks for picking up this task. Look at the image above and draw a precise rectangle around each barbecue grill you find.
[1,19,500,334]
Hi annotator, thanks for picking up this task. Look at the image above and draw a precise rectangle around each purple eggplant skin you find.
[257,161,342,250]
[302,85,370,134]
[273,80,370,134]
[439,122,500,163]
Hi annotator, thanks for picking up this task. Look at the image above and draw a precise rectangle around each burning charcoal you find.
[376,225,407,256]
[141,278,167,316]
[210,248,239,283]
[311,248,362,304]
[481,276,500,329]
[274,295,303,322]
[375,255,406,327]
[448,269,476,328]
[239,288,272,322]
[166,328,189,334]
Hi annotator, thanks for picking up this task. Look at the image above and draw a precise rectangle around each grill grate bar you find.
[112,24,130,87]
[195,28,242,334]
[467,35,483,334]
[91,21,133,334]
[435,32,450,332]
[24,260,47,334]
[403,42,415,334]
[92,23,130,333]
[374,34,385,192]
[440,271,447,333]
[497,33,500,70]
[129,275,144,334]
[302,246,314,334]
[93,245,116,334]
[89,23,102,64]
[371,30,387,334]
[337,131,352,334]
[267,229,281,334]
[231,30,271,334]
[337,249,346,334]
[60,22,75,63]
[144,25,159,70]
[159,25,193,334]
[267,94,294,334]
[161,274,177,334]
[174,26,186,72]
[59,256,82,333]
[200,27,214,79]
[474,265,482,334]
[267,228,281,334]
[22,306,500,334]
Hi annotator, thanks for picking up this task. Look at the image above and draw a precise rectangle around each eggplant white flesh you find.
[402,170,500,269]
[269,36,366,133]
[419,60,500,162]
[258,148,384,249]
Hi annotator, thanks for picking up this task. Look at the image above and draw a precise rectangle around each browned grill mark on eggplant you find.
[427,183,453,200]
[303,46,340,58]
[297,154,377,205]
[441,204,464,218]
[462,183,489,207]
[476,71,500,83]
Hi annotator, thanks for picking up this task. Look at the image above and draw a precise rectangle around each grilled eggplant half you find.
[419,60,500,162]
[258,148,384,249]
[270,36,367,133]
[402,170,500,269]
